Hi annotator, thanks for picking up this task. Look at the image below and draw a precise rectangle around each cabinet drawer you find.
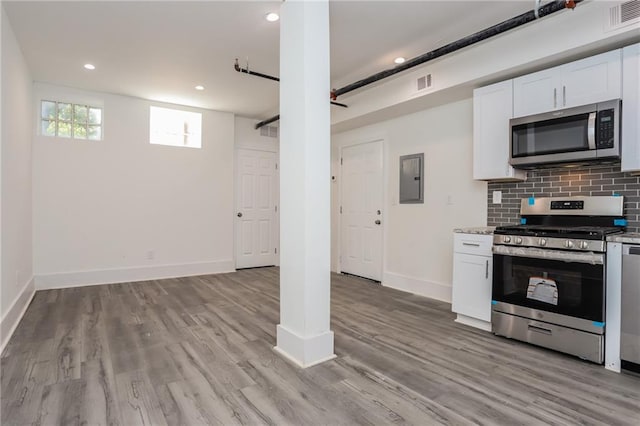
[454,233,493,256]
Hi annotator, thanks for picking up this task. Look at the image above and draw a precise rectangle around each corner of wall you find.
[0,276,35,353]
[1,3,35,354]
[382,271,452,303]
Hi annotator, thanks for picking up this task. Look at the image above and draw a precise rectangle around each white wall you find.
[332,98,487,302]
[1,8,35,349]
[234,116,278,153]
[33,83,235,288]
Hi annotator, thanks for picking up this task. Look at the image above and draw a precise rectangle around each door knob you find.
[375,220,381,225]
[237,212,243,218]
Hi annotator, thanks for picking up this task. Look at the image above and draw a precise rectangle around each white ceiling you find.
[3,1,535,119]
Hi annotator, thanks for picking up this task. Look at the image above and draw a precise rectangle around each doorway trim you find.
[337,137,387,281]
[234,147,280,269]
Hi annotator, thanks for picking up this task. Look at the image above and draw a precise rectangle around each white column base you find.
[274,325,336,368]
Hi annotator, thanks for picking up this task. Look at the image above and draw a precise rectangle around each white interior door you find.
[235,149,278,269]
[340,140,383,281]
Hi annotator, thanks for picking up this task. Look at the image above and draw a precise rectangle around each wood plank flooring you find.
[2,267,639,425]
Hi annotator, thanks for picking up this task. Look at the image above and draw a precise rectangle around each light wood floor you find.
[2,267,639,425]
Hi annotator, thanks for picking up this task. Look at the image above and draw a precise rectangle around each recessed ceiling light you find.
[195,85,205,91]
[394,57,406,65]
[265,12,279,22]
[84,63,96,70]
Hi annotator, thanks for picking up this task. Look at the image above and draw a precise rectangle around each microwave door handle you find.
[587,112,597,150]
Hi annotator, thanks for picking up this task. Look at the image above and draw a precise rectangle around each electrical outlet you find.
[147,250,155,260]
[493,190,502,204]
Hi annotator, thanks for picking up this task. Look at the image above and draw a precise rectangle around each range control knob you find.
[580,241,590,250]
[515,237,523,245]
[539,238,547,247]
[565,240,574,249]
[503,236,512,243]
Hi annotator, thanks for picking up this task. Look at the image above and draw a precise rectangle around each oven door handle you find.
[492,244,604,265]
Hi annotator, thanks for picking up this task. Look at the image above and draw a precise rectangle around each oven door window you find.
[512,113,591,157]
[493,254,604,322]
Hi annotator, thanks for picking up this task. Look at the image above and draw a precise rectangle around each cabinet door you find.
[562,50,622,109]
[473,81,525,181]
[513,67,561,117]
[622,43,640,173]
[452,252,492,322]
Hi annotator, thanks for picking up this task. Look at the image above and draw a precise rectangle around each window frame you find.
[149,105,202,149]
[40,100,103,140]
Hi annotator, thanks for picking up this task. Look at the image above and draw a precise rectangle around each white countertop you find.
[607,233,640,244]
[453,226,496,235]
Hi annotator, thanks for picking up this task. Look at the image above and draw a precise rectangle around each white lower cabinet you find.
[452,233,493,331]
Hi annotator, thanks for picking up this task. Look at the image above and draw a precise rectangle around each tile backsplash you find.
[487,164,640,233]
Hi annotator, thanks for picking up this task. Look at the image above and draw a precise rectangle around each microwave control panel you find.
[597,109,615,149]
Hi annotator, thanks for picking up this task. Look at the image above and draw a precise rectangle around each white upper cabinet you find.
[621,43,640,173]
[473,80,526,181]
[562,50,622,107]
[514,50,622,118]
[512,68,561,118]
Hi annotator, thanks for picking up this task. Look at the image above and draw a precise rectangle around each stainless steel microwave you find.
[509,99,621,168]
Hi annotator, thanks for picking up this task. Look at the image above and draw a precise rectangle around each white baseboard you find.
[455,314,492,332]
[382,271,452,303]
[1,276,36,353]
[34,260,235,290]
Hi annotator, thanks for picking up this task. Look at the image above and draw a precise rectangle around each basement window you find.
[149,106,202,149]
[41,100,102,140]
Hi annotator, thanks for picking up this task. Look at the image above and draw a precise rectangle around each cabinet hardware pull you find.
[528,324,552,335]
[553,88,557,108]
[462,242,481,247]
[562,86,566,106]
[485,260,489,279]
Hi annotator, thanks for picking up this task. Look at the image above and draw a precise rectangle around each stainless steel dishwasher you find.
[621,244,640,373]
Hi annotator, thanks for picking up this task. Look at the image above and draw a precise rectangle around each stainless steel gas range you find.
[491,196,625,364]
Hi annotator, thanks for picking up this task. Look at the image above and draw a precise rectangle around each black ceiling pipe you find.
[331,0,581,99]
[255,114,280,129]
[235,59,280,82]
[234,59,349,117]
[256,0,581,128]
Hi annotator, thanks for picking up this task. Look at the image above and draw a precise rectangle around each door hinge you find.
[275,163,278,170]
[340,158,343,165]
[340,206,342,214]
[275,205,278,212]
[275,248,278,254]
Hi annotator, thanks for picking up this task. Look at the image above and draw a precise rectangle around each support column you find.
[275,0,335,368]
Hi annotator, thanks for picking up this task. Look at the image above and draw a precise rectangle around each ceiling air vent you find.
[260,125,278,138]
[605,0,640,31]
[416,74,433,92]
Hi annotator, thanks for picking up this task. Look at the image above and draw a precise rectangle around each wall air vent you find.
[260,125,278,138]
[605,0,640,31]
[416,74,433,91]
